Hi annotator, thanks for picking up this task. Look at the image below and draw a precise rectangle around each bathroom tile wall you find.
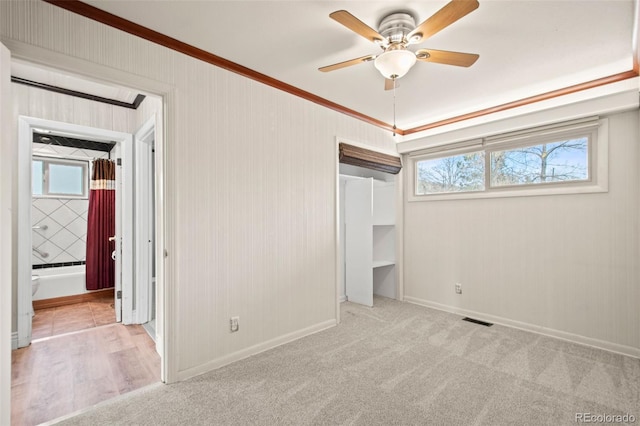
[32,144,110,266]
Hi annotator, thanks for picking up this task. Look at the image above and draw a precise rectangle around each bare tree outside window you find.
[411,120,602,199]
[490,137,588,187]
[416,151,484,194]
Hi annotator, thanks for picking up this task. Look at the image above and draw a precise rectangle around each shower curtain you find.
[86,159,116,290]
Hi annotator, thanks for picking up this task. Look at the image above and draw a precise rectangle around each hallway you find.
[11,321,160,425]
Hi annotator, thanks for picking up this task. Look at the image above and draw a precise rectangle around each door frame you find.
[134,116,155,325]
[16,117,134,345]
[3,39,176,385]
[1,41,12,426]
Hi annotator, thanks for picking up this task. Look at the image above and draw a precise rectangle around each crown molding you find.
[43,0,638,138]
[43,0,400,135]
[402,70,638,136]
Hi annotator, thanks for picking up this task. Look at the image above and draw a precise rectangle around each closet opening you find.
[336,141,403,310]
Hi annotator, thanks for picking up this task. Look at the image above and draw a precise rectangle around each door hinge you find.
[116,290,122,299]
[117,158,122,166]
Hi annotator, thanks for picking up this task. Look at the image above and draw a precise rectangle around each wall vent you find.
[462,317,493,327]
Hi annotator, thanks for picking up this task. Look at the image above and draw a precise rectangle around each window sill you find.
[408,181,608,202]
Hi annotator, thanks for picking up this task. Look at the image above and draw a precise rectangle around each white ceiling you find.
[78,1,637,130]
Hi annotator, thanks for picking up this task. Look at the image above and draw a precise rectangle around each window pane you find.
[49,163,84,195]
[32,160,43,195]
[490,137,588,187]
[416,151,485,195]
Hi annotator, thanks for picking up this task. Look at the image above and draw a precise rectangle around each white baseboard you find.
[177,319,337,381]
[11,332,17,350]
[404,296,640,359]
[339,295,347,303]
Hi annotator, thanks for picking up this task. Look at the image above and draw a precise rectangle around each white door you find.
[345,178,374,307]
[0,41,13,426]
[115,139,135,324]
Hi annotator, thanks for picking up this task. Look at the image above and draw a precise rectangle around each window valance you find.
[338,143,402,174]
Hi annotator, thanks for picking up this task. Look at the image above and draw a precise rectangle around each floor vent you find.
[462,317,493,327]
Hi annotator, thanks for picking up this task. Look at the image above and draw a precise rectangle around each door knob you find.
[111,250,116,260]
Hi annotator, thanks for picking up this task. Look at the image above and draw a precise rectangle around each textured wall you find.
[403,110,640,354]
[1,0,395,379]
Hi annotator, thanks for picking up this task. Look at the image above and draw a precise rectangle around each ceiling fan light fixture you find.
[374,49,416,79]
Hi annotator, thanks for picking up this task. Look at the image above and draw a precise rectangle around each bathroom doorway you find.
[16,115,137,345]
[29,127,121,338]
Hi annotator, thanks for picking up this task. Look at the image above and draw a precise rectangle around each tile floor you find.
[32,295,116,340]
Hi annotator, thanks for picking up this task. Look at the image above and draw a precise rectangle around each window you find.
[489,137,589,187]
[410,117,607,200]
[416,151,484,195]
[32,156,89,198]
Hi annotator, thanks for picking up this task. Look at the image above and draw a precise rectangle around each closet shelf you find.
[372,260,395,268]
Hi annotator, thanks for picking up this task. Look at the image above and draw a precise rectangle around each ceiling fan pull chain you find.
[392,77,397,136]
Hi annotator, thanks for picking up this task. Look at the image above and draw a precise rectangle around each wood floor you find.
[11,302,160,426]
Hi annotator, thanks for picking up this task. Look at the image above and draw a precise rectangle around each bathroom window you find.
[33,156,89,198]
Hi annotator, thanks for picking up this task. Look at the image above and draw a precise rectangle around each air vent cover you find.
[462,317,493,327]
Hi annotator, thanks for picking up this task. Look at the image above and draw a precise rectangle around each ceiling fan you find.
[319,0,480,89]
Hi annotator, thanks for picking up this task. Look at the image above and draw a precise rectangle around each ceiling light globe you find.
[374,49,417,79]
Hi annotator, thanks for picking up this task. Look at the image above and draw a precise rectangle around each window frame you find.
[408,117,608,202]
[485,131,593,190]
[32,155,90,199]
[414,147,486,196]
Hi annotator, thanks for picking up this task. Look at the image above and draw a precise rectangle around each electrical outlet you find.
[230,316,239,332]
[455,283,462,294]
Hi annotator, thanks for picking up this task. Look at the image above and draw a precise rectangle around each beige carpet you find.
[56,297,639,425]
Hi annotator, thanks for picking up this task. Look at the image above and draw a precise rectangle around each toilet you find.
[32,275,40,296]
[31,275,40,316]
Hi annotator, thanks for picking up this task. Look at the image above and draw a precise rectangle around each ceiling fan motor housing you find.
[319,3,480,83]
[377,12,417,45]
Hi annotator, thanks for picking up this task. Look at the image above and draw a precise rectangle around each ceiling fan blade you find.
[384,78,400,91]
[416,49,479,67]
[330,10,386,44]
[407,0,479,44]
[319,55,376,72]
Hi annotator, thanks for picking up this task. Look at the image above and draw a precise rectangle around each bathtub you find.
[32,265,89,300]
